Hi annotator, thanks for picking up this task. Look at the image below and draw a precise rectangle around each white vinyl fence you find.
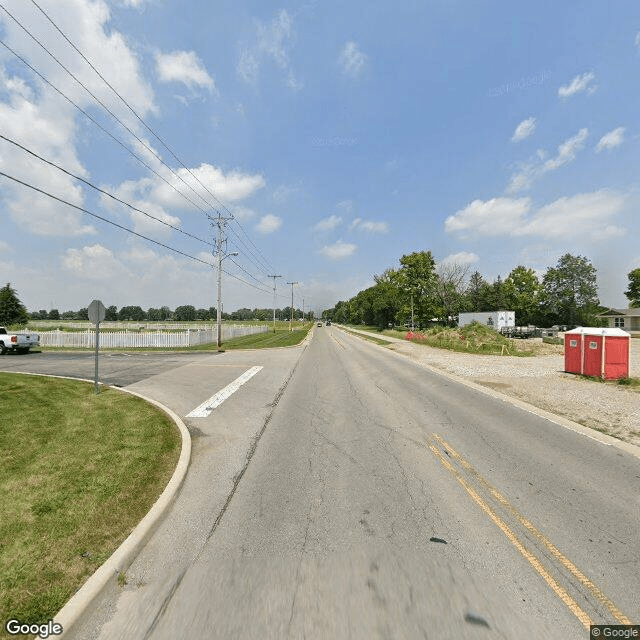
[38,325,268,348]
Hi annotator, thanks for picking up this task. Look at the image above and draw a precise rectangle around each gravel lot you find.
[348,329,640,447]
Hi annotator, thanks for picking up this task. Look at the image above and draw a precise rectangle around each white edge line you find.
[186,366,263,418]
[335,326,640,461]
[0,370,192,638]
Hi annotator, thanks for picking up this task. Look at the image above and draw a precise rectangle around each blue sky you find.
[1,0,639,315]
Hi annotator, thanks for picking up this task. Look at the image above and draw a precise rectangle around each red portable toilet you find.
[564,327,630,380]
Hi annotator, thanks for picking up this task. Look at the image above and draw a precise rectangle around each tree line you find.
[0,283,309,326]
[321,253,640,330]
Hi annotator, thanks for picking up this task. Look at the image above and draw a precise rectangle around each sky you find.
[1,0,639,316]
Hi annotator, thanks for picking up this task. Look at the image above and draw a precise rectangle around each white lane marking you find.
[186,366,263,418]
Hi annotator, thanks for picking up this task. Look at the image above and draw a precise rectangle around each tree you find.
[394,251,438,327]
[540,253,599,326]
[105,305,118,321]
[435,261,469,325]
[48,309,60,320]
[503,266,540,325]
[465,271,488,312]
[118,305,146,321]
[624,268,640,307]
[0,283,28,326]
[174,305,196,321]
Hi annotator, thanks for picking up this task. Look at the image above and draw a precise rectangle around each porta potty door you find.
[582,335,603,377]
[564,334,583,374]
[603,336,629,380]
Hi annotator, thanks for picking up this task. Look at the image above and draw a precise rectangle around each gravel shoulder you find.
[343,328,640,447]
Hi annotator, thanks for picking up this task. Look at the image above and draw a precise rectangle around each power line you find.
[0,170,275,296]
[0,134,214,248]
[25,0,277,274]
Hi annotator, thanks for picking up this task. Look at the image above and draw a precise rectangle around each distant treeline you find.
[29,305,310,322]
[322,251,612,329]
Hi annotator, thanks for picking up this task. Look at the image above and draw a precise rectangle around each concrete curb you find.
[336,326,640,462]
[0,371,192,638]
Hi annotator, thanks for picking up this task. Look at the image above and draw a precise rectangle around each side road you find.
[339,326,640,447]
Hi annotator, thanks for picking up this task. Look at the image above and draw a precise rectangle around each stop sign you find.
[88,299,106,324]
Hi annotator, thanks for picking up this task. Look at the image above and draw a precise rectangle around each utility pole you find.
[267,274,282,333]
[286,281,298,331]
[209,211,237,348]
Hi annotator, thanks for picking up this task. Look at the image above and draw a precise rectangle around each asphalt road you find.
[3,330,639,639]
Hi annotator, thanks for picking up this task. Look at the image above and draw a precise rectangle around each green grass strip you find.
[0,373,180,633]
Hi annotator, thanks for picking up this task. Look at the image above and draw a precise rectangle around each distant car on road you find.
[317,322,322,327]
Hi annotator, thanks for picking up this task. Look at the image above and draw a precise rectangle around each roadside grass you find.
[0,373,180,634]
[346,322,536,356]
[214,326,311,350]
[576,373,640,391]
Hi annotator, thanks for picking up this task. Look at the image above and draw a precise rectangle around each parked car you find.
[0,327,40,354]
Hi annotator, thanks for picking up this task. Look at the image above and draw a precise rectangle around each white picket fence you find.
[38,325,268,348]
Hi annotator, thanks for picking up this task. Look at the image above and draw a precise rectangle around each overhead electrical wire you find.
[1,3,287,298]
[26,0,277,275]
[0,134,214,248]
[1,3,276,284]
[0,170,275,296]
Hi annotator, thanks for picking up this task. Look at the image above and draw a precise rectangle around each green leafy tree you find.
[394,251,438,327]
[540,253,599,326]
[624,268,640,307]
[105,305,118,321]
[503,266,541,325]
[174,305,197,321]
[118,305,146,321]
[48,309,60,320]
[465,271,489,311]
[0,283,28,326]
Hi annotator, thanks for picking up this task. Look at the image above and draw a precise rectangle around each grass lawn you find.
[214,326,311,350]
[340,327,392,346]
[0,374,180,634]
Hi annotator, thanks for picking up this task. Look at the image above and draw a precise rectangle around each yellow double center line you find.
[428,433,631,630]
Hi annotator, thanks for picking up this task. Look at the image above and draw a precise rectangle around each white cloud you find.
[155,50,216,93]
[543,128,588,171]
[255,214,282,234]
[445,197,532,236]
[636,32,640,51]
[320,240,357,260]
[314,215,342,231]
[508,128,588,192]
[511,117,536,142]
[446,190,626,240]
[237,10,301,90]
[350,218,389,233]
[595,127,626,152]
[339,41,367,77]
[558,71,596,98]
[61,244,124,280]
[0,0,157,238]
[440,252,479,266]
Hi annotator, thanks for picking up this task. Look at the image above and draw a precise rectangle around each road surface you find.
[2,328,638,639]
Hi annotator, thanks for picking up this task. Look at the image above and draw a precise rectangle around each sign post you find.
[88,300,106,394]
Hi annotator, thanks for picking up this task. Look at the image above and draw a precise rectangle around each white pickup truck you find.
[0,327,40,354]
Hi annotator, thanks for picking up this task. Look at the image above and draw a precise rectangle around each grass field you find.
[215,324,312,350]
[0,374,181,634]
[345,323,536,356]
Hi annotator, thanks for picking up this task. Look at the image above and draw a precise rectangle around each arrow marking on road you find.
[186,366,263,418]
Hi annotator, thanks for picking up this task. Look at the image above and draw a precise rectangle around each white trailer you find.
[457,311,515,330]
